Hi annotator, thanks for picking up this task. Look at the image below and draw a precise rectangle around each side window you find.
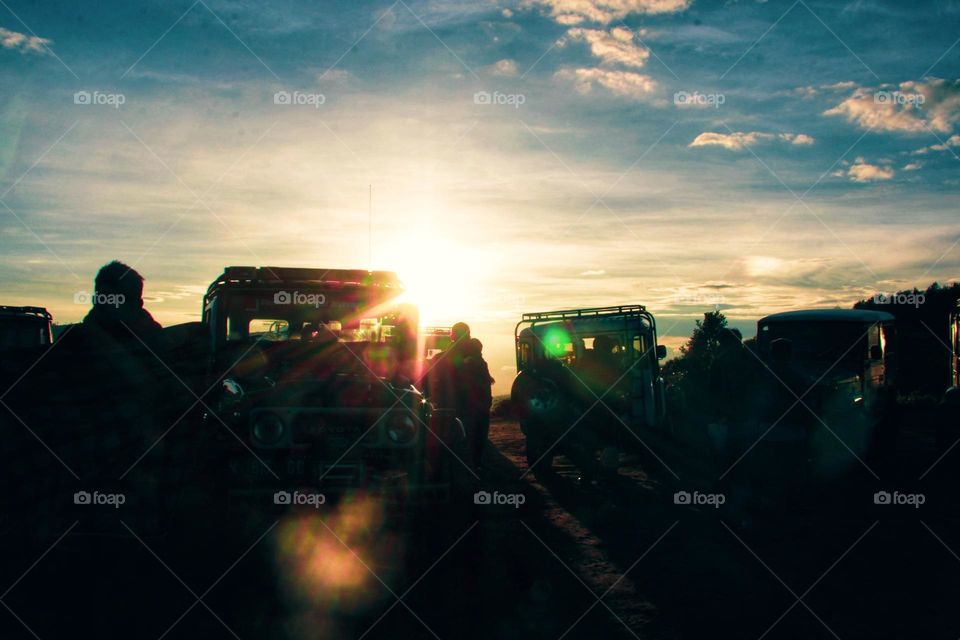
[632,335,649,359]
[868,325,882,361]
[519,341,532,367]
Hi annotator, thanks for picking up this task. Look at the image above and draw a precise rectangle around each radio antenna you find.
[368,184,372,271]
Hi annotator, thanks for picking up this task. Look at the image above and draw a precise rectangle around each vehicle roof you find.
[206,266,404,298]
[0,306,52,321]
[759,309,895,324]
[519,314,653,338]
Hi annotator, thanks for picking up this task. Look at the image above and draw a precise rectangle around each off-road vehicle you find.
[0,306,52,353]
[950,301,959,394]
[510,305,667,474]
[755,309,896,473]
[193,267,465,505]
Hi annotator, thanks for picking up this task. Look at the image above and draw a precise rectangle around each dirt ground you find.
[3,417,959,639]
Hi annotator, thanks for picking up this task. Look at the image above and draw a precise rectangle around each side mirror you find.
[656,345,667,360]
[869,345,882,361]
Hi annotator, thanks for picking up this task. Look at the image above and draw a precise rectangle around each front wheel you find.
[524,429,555,476]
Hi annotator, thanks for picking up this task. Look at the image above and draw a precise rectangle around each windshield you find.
[759,321,871,367]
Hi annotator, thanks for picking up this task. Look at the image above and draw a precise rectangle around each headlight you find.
[386,413,417,444]
[252,413,285,446]
[222,378,243,398]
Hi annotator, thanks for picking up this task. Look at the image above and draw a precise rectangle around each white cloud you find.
[579,269,606,276]
[0,27,51,54]
[502,8,514,17]
[824,78,960,133]
[556,67,656,99]
[822,80,856,91]
[566,26,650,68]
[779,132,815,145]
[530,0,692,25]
[847,158,895,182]
[489,58,519,76]
[911,134,960,155]
[689,131,814,151]
[903,162,923,171]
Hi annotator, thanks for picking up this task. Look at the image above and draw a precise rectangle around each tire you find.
[525,430,555,476]
[511,367,569,426]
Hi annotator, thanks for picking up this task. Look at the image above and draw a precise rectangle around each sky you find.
[1,0,958,392]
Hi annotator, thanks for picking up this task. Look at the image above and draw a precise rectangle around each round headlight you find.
[253,414,285,445]
[386,413,417,444]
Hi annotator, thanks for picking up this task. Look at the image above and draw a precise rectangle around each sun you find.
[378,235,487,327]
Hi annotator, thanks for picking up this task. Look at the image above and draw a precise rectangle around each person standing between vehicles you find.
[463,337,494,470]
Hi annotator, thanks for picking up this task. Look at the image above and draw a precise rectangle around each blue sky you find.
[1,0,958,389]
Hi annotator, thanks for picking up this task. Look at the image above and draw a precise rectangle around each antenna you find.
[368,184,372,271]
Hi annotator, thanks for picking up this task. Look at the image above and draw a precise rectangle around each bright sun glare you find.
[379,234,486,327]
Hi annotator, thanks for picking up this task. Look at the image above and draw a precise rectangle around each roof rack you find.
[0,306,52,321]
[206,266,403,297]
[422,326,452,335]
[521,305,647,323]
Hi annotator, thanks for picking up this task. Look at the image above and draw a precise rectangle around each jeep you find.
[510,305,667,474]
[950,302,959,392]
[755,309,896,471]
[0,306,52,353]
[196,267,464,505]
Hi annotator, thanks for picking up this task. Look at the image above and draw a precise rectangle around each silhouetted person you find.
[66,260,164,352]
[462,337,494,469]
[424,322,471,410]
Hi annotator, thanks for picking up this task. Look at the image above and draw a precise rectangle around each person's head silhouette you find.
[594,335,615,355]
[451,322,471,343]
[94,260,144,310]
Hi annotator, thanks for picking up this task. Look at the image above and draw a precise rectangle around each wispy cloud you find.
[531,0,692,25]
[689,131,815,151]
[0,27,51,55]
[844,157,895,182]
[555,67,657,98]
[824,78,960,133]
[565,26,650,68]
